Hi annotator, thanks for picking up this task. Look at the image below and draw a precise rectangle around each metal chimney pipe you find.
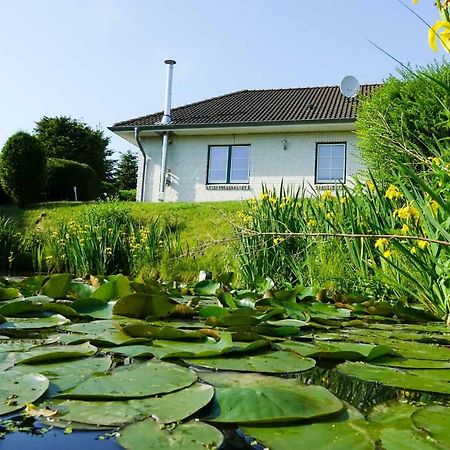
[161,59,176,125]
[159,59,176,201]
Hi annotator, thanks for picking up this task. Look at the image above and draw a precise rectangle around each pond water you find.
[1,274,450,449]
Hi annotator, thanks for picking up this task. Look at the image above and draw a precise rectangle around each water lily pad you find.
[338,362,450,395]
[0,298,77,318]
[58,359,197,399]
[70,298,115,319]
[11,356,112,395]
[51,383,214,426]
[278,340,393,361]
[411,405,450,448]
[122,324,204,340]
[113,293,175,319]
[0,314,70,330]
[242,411,372,450]
[14,342,97,364]
[194,280,220,295]
[200,372,343,424]
[186,350,315,374]
[40,274,72,298]
[372,356,450,369]
[103,344,155,358]
[0,371,49,415]
[117,419,223,450]
[0,287,21,301]
[150,332,234,359]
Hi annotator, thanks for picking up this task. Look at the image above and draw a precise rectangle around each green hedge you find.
[45,158,101,201]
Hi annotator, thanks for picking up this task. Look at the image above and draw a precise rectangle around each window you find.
[207,145,250,184]
[315,143,346,184]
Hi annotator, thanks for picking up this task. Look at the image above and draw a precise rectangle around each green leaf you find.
[122,324,204,340]
[0,288,21,301]
[0,314,70,330]
[0,298,77,318]
[70,298,115,319]
[40,274,73,298]
[0,371,49,415]
[117,419,223,450]
[411,405,450,448]
[89,280,117,302]
[57,360,197,399]
[50,383,214,427]
[200,372,342,424]
[186,350,315,374]
[113,293,175,319]
[194,280,220,295]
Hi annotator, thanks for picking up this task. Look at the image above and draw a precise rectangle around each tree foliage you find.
[356,61,450,180]
[45,158,101,201]
[0,132,47,206]
[34,116,111,179]
[116,150,138,190]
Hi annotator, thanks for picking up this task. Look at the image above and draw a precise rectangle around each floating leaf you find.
[338,362,450,395]
[0,298,77,318]
[411,405,450,448]
[90,280,117,302]
[0,314,70,330]
[70,298,115,319]
[50,383,214,426]
[12,356,112,395]
[122,324,204,341]
[194,280,220,296]
[278,340,393,361]
[200,372,343,424]
[0,371,49,415]
[117,419,223,450]
[40,274,72,298]
[0,288,21,301]
[113,293,175,319]
[242,409,373,450]
[58,360,197,399]
[186,350,315,374]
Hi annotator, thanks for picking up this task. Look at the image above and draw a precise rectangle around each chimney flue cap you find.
[164,59,176,65]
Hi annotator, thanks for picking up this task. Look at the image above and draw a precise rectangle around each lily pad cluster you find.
[0,274,450,449]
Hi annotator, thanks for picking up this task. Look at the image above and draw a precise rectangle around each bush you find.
[117,189,136,202]
[45,158,101,201]
[0,183,11,205]
[0,132,47,206]
[356,61,450,180]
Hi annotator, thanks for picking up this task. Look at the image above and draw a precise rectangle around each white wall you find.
[137,130,362,202]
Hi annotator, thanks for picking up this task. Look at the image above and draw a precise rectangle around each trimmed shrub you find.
[45,158,100,201]
[356,61,450,180]
[0,132,47,206]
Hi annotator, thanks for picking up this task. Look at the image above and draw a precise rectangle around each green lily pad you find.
[242,409,372,450]
[186,350,315,374]
[378,428,441,450]
[0,287,21,301]
[89,280,117,301]
[11,356,112,395]
[58,359,197,399]
[117,419,223,450]
[277,340,393,361]
[372,356,450,369]
[194,280,220,295]
[40,274,72,298]
[338,362,450,395]
[60,320,149,346]
[150,332,234,359]
[14,342,97,365]
[113,293,175,319]
[0,352,16,371]
[70,298,115,319]
[200,372,343,424]
[122,324,205,340]
[0,371,49,415]
[411,405,450,448]
[50,383,214,426]
[0,314,70,330]
[0,298,77,318]
[103,344,155,358]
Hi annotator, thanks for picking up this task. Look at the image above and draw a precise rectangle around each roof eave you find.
[108,117,355,133]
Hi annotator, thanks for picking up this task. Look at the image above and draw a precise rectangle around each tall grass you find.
[0,217,20,274]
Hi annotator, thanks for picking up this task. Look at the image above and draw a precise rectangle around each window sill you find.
[314,183,345,190]
[206,184,250,191]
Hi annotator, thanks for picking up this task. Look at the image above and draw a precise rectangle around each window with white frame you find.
[315,143,346,184]
[207,145,250,184]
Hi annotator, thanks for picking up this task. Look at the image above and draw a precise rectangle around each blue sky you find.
[0,0,445,156]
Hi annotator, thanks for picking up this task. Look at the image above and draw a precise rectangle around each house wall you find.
[136,130,362,202]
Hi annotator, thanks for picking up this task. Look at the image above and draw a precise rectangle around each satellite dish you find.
[340,75,360,98]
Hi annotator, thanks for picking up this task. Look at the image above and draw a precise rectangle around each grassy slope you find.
[1,201,243,281]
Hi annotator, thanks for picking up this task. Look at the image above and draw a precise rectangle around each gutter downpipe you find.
[134,127,147,202]
[159,59,176,202]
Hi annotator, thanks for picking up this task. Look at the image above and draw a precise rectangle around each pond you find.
[1,274,450,449]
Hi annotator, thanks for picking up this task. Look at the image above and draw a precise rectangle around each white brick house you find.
[109,85,377,202]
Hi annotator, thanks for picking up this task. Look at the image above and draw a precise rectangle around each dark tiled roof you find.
[112,84,379,128]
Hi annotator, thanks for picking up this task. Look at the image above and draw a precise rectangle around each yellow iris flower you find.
[429,20,450,52]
